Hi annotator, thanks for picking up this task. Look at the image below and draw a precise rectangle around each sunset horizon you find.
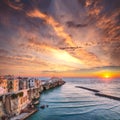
[0,0,120,78]
[1,66,120,78]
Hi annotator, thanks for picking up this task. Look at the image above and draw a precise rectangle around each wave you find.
[41,100,97,103]
[108,104,120,110]
[50,103,106,109]
[49,108,108,116]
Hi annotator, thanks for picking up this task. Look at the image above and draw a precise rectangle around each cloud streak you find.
[27,9,75,47]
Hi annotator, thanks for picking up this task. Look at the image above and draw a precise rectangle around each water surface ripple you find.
[27,78,120,120]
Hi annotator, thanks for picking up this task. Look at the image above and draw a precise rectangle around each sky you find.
[0,0,120,77]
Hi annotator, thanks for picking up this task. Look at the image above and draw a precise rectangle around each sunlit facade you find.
[0,77,8,95]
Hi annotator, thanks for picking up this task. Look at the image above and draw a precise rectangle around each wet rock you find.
[40,105,45,109]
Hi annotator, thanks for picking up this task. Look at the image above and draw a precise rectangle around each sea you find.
[27,77,120,120]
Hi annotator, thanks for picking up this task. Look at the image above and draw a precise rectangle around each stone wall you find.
[0,101,5,118]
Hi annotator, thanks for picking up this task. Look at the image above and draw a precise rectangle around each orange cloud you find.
[27,9,75,47]
[27,38,84,68]
[27,9,102,67]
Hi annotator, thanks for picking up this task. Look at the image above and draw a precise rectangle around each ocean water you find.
[27,78,120,120]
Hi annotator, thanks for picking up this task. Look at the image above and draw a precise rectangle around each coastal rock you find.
[40,105,45,109]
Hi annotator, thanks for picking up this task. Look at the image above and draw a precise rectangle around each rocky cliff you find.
[0,78,65,119]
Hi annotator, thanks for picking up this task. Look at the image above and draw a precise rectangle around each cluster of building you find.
[0,75,43,118]
[0,75,42,95]
[0,75,65,119]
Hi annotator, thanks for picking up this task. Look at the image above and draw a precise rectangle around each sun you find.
[104,74,110,78]
[98,71,112,79]
[101,72,113,80]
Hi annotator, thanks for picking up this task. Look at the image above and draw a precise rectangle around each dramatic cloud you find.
[27,9,76,47]
[0,0,120,77]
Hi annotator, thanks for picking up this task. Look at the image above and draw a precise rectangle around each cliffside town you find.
[0,75,65,120]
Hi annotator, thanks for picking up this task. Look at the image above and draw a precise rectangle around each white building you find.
[28,78,35,88]
[28,78,41,88]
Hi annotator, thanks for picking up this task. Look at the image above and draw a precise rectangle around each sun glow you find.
[52,49,83,67]
[104,73,111,78]
[100,73,113,82]
[97,71,113,80]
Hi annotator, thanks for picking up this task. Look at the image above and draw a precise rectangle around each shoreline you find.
[10,109,37,120]
[10,79,65,120]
